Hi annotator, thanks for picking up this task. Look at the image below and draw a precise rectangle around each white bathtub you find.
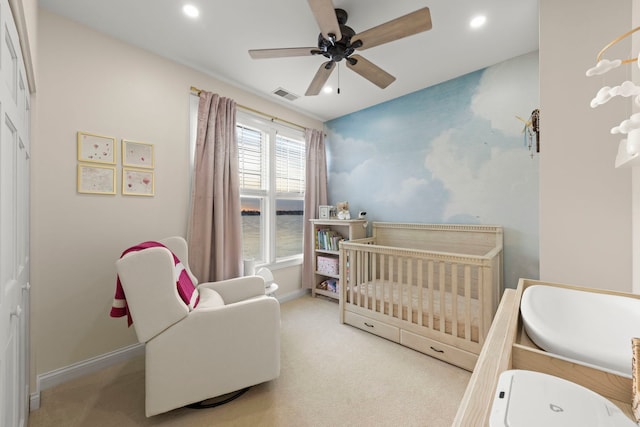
[521,285,640,377]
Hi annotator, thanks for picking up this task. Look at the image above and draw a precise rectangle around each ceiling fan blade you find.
[346,55,396,89]
[249,47,317,59]
[307,0,342,41]
[305,61,335,96]
[352,7,432,50]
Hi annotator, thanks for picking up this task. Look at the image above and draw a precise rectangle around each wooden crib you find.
[339,223,503,371]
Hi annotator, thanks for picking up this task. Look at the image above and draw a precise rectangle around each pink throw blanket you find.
[110,241,200,326]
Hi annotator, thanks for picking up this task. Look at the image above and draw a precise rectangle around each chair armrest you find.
[197,275,265,304]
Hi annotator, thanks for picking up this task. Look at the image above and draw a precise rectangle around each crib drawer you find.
[344,311,400,343]
[401,330,477,371]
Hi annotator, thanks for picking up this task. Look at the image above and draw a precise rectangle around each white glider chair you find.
[115,236,280,417]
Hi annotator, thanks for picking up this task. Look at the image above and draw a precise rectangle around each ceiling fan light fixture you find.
[249,3,433,96]
[182,4,200,18]
[470,15,486,29]
[323,86,333,94]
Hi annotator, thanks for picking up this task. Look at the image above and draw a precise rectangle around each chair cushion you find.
[173,260,199,310]
[195,287,225,309]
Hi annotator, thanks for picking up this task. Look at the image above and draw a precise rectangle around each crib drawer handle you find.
[430,346,444,353]
[364,322,374,328]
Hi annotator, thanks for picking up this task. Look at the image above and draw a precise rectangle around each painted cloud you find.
[325,51,540,287]
[471,52,539,138]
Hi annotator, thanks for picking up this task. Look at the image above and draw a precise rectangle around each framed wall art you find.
[77,131,116,164]
[122,167,155,196]
[122,139,154,169]
[77,164,116,195]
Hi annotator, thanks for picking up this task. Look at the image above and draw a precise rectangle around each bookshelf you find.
[310,219,367,300]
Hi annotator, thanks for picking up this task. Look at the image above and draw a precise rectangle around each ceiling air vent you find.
[272,87,299,101]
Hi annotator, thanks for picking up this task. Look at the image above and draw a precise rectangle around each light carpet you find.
[28,295,470,427]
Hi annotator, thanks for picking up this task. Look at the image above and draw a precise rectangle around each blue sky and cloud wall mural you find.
[325,51,539,288]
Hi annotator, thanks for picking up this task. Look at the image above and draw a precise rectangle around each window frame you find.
[236,110,305,269]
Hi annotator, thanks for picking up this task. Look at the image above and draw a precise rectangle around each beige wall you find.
[632,0,640,294]
[539,0,633,291]
[32,9,321,384]
[33,0,640,391]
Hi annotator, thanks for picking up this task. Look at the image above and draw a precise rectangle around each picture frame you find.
[319,205,332,219]
[122,167,155,196]
[77,163,116,195]
[122,139,154,169]
[77,132,116,164]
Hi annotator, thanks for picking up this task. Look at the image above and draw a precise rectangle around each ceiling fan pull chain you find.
[337,63,341,94]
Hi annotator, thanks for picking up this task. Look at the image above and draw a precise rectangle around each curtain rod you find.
[190,85,306,131]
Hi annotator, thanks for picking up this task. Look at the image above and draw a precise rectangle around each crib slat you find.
[417,259,423,326]
[451,263,459,338]
[348,249,354,306]
[398,256,404,320]
[380,253,385,314]
[464,265,472,341]
[359,250,364,308]
[439,261,446,334]
[356,250,362,307]
[477,265,485,345]
[364,249,370,310]
[345,249,350,305]
[380,254,387,314]
[389,255,396,318]
[352,249,358,308]
[355,249,361,308]
[407,258,413,324]
[428,260,434,329]
[348,249,355,307]
[372,252,378,313]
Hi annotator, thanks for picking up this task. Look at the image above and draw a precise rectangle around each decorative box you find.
[317,255,339,276]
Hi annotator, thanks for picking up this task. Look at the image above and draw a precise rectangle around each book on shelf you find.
[315,228,345,251]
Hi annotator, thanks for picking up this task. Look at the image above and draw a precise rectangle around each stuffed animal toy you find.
[336,201,351,220]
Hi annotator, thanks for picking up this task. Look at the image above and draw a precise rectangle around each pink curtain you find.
[302,128,328,289]
[187,91,242,282]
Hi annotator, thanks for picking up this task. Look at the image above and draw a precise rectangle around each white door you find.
[0,0,30,424]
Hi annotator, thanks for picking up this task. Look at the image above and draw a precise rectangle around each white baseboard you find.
[30,342,144,411]
[29,290,309,411]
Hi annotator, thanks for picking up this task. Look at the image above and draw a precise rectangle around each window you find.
[237,111,305,266]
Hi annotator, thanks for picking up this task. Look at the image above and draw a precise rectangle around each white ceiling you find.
[39,0,539,122]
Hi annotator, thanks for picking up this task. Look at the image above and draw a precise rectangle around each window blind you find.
[237,125,264,190]
[275,134,305,194]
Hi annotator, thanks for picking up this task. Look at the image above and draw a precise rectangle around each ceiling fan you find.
[248,0,432,96]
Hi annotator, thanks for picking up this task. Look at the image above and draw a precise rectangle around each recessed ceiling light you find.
[183,4,200,18]
[470,15,486,29]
